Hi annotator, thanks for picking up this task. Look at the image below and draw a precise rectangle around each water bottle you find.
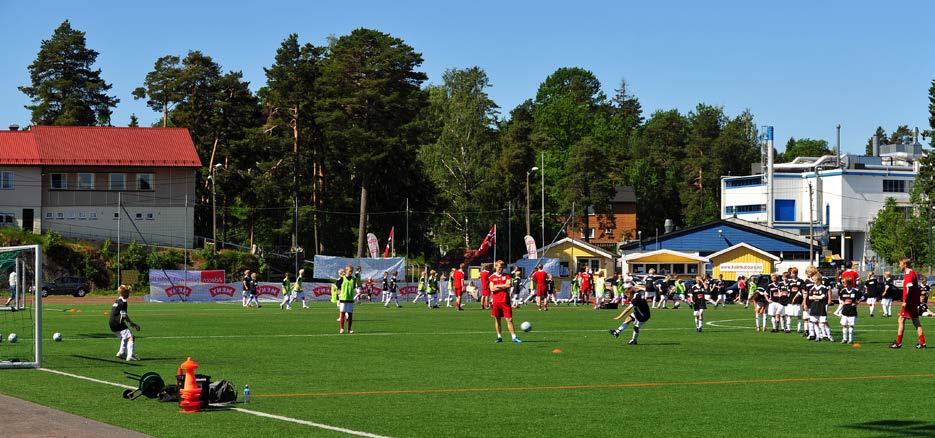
[243,384,250,404]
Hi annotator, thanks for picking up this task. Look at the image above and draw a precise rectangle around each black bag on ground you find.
[209,380,237,404]
[157,384,180,402]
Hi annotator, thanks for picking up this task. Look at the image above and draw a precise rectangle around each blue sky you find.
[1,1,932,152]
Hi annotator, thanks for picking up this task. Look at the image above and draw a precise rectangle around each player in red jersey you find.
[579,268,593,306]
[453,263,466,311]
[840,261,860,291]
[891,258,926,349]
[531,265,548,311]
[489,260,522,343]
[479,264,492,310]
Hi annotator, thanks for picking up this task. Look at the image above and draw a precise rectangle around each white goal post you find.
[0,244,42,369]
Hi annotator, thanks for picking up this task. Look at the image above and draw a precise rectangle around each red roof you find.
[0,126,201,167]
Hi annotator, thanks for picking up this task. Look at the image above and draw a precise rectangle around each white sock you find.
[754,316,760,329]
[770,318,777,330]
[117,338,127,357]
[631,329,639,341]
[126,340,135,358]
[784,316,791,330]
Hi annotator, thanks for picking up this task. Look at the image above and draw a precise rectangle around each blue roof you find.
[622,220,810,255]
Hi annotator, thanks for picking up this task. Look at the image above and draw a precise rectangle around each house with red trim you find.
[0,125,200,247]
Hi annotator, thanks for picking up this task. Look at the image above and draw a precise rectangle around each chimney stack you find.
[8,124,19,131]
[913,127,920,145]
[872,135,879,156]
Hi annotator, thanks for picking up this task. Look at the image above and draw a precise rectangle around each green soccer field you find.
[0,301,932,437]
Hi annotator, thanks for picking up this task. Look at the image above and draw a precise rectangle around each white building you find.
[720,137,923,269]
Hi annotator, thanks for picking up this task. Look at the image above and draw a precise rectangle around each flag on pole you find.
[476,225,497,255]
[383,227,395,258]
[366,233,380,259]
[524,235,538,259]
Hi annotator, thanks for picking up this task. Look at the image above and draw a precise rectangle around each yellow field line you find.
[255,373,935,398]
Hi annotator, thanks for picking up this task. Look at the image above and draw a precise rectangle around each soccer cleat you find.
[115,353,126,359]
[126,355,139,361]
[511,337,523,343]
[889,343,902,349]
[349,330,354,334]
[495,338,503,343]
[609,329,620,338]
[841,339,848,344]
[784,330,791,334]
[339,329,344,334]
[628,339,637,345]
[916,344,927,349]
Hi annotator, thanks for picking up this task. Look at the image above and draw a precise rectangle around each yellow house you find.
[532,237,616,278]
[623,249,707,280]
[709,243,778,281]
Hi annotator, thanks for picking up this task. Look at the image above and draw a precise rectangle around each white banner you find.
[719,263,765,273]
[366,233,379,259]
[524,235,537,259]
[312,255,406,281]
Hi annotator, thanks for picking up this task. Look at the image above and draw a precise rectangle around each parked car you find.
[41,276,90,297]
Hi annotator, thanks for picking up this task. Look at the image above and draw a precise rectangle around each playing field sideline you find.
[0,302,931,437]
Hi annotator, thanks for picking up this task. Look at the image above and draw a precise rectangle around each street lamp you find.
[211,163,223,252]
[526,166,539,237]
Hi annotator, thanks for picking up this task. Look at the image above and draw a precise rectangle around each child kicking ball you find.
[109,285,141,361]
[609,287,651,345]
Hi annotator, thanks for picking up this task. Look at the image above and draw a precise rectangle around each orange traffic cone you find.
[178,357,202,413]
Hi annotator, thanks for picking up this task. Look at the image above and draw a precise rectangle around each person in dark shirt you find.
[864,272,880,317]
[241,269,251,307]
[838,279,860,344]
[881,272,897,317]
[688,276,707,333]
[786,267,805,333]
[765,274,785,333]
[807,273,832,341]
[109,285,141,361]
[610,287,651,345]
[751,282,768,332]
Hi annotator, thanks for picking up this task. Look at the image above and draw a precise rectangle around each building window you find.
[113,212,119,220]
[89,212,97,220]
[582,228,595,239]
[726,204,767,215]
[146,212,155,220]
[0,171,13,189]
[725,176,764,188]
[109,174,126,191]
[79,212,87,220]
[44,212,52,219]
[673,264,686,274]
[604,228,613,236]
[56,212,64,219]
[687,264,699,275]
[66,211,76,220]
[883,179,912,193]
[78,173,94,190]
[137,173,154,191]
[50,173,67,190]
[0,213,14,226]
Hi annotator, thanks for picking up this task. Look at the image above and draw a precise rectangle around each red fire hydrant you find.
[178,357,202,413]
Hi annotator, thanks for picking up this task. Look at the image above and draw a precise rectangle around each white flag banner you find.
[524,235,538,259]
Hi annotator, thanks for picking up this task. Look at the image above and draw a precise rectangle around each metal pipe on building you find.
[766,126,774,228]
[872,135,879,157]
[836,124,841,167]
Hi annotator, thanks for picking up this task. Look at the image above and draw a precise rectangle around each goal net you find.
[0,245,41,369]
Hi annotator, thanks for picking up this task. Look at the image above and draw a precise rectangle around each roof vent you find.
[8,124,19,131]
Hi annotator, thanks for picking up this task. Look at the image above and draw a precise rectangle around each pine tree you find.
[19,20,118,126]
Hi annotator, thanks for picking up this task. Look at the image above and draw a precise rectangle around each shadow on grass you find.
[843,419,935,437]
[70,354,140,366]
[75,333,117,339]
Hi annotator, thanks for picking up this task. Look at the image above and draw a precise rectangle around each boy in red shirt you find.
[579,268,592,306]
[891,258,926,349]
[490,260,522,343]
[453,263,465,311]
[479,264,492,310]
[531,264,548,311]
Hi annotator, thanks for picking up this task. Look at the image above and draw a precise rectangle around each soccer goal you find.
[0,245,42,369]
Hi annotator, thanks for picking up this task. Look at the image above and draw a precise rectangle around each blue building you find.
[618,217,818,274]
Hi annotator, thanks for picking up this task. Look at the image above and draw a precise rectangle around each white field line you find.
[37,368,391,438]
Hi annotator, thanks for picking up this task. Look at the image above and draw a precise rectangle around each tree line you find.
[21,20,772,261]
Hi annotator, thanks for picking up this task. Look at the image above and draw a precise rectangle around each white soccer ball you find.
[52,332,63,342]
[8,333,18,343]
[520,321,532,332]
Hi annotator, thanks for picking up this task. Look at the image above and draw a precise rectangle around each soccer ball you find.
[8,333,18,343]
[52,332,63,342]
[520,321,532,332]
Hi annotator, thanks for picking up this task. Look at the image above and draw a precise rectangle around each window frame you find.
[0,171,13,189]
[50,173,67,190]
[137,173,154,191]
[109,173,126,191]
[77,173,95,190]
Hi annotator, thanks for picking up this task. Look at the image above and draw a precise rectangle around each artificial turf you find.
[0,300,932,437]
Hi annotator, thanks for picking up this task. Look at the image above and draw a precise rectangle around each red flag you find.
[476,225,497,255]
[383,227,395,258]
